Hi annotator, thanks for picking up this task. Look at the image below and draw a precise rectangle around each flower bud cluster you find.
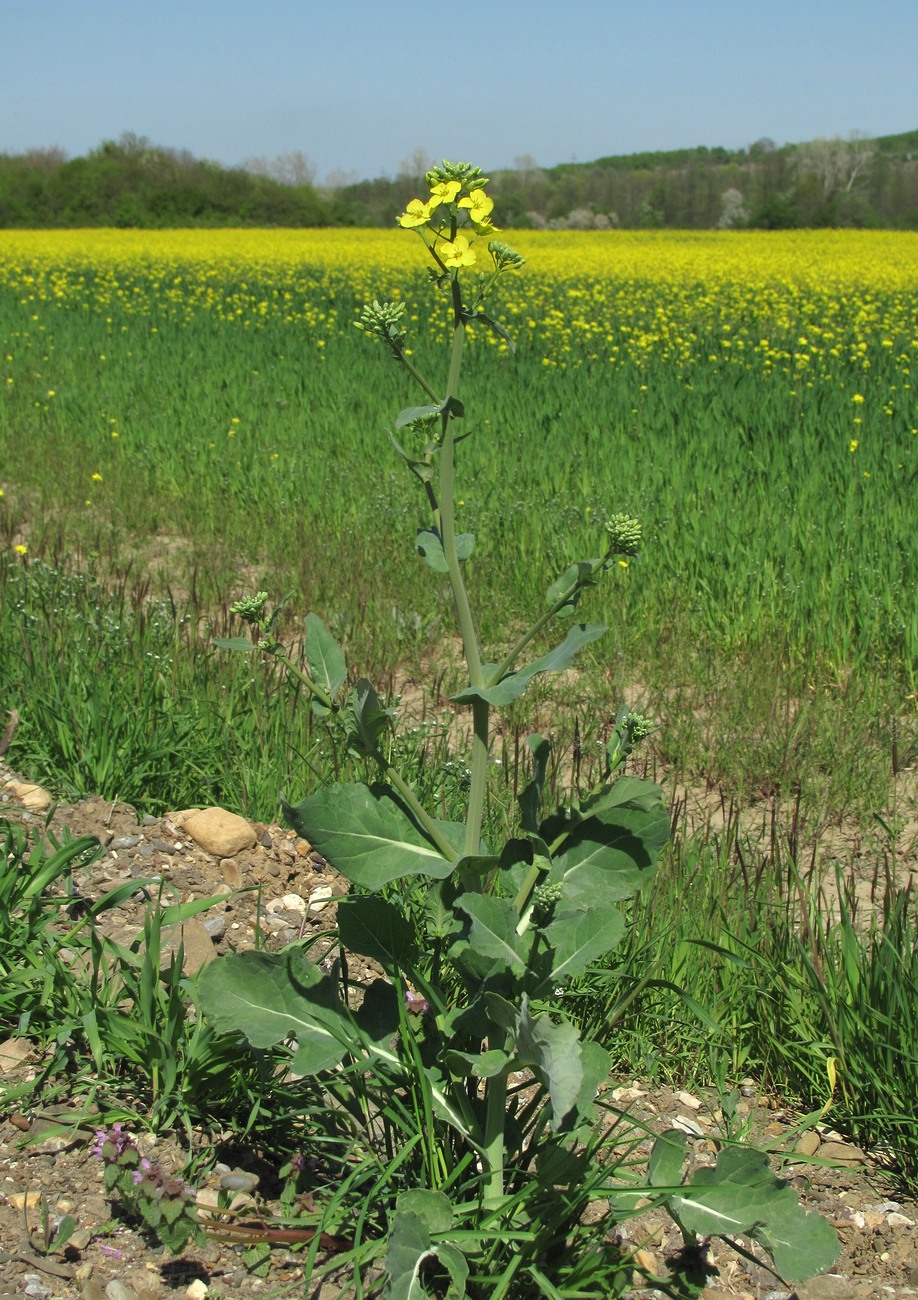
[353,299,408,351]
[604,514,642,557]
[230,591,270,624]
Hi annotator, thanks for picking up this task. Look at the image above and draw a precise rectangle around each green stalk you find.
[275,652,334,711]
[481,1065,509,1209]
[437,307,489,856]
[395,349,441,404]
[488,565,599,687]
[380,762,458,861]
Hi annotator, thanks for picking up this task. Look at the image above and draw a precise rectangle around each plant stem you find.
[437,312,490,855]
[395,349,441,404]
[275,652,333,711]
[489,569,595,687]
[380,763,458,861]
[481,1066,509,1209]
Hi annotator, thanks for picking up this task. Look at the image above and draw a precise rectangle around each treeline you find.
[0,134,332,228]
[2,129,917,230]
[341,131,918,230]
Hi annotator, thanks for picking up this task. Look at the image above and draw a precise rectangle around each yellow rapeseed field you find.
[1,228,917,378]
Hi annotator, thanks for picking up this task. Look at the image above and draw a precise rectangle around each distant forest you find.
[2,129,917,230]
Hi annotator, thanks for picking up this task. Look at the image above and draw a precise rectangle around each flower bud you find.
[604,514,642,556]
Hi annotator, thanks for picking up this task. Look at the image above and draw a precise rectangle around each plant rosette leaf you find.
[451,623,606,707]
[476,994,602,1130]
[386,1190,468,1300]
[455,893,533,975]
[547,799,670,905]
[545,560,600,617]
[538,905,626,989]
[337,894,418,970]
[517,733,551,835]
[282,782,461,889]
[539,775,666,850]
[393,396,465,431]
[198,949,399,1075]
[649,1131,840,1282]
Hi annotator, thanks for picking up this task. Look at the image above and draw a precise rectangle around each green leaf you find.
[304,612,347,702]
[158,891,233,927]
[657,1140,840,1282]
[337,895,418,970]
[545,560,598,617]
[345,678,394,758]
[212,636,256,652]
[396,1189,455,1234]
[518,734,550,835]
[575,1038,612,1118]
[386,1192,468,1300]
[466,308,515,352]
[455,893,531,974]
[580,775,666,817]
[198,949,353,1074]
[394,396,464,430]
[444,1048,511,1079]
[551,803,670,904]
[647,1128,689,1190]
[416,529,475,573]
[541,906,626,987]
[282,782,457,889]
[452,623,606,707]
[515,998,584,1131]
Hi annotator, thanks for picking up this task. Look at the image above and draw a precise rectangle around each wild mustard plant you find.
[201,164,838,1297]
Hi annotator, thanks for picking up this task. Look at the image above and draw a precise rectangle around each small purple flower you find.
[92,1122,134,1161]
[404,989,430,1016]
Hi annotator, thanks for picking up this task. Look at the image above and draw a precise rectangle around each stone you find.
[282,892,307,913]
[7,1189,42,1209]
[220,1169,260,1192]
[202,914,226,940]
[0,1036,33,1071]
[309,885,334,914]
[219,857,242,888]
[174,807,256,856]
[632,1248,658,1274]
[110,834,140,851]
[675,1089,702,1110]
[105,1284,141,1300]
[795,1130,821,1157]
[3,779,52,812]
[671,1114,704,1137]
[819,1139,866,1165]
[23,1279,53,1299]
[162,919,217,973]
[186,1281,209,1299]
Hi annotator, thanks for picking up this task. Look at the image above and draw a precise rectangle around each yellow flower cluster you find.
[396,174,499,271]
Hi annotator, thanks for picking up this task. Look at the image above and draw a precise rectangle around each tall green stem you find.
[438,312,490,856]
[481,1066,509,1208]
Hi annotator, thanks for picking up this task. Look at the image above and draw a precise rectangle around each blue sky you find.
[2,0,915,182]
